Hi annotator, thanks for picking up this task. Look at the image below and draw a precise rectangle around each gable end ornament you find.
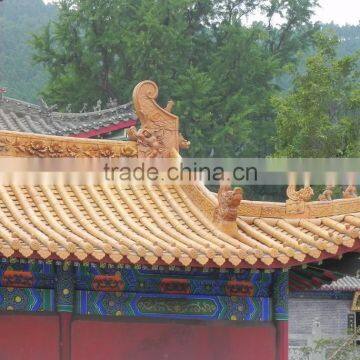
[130,80,189,158]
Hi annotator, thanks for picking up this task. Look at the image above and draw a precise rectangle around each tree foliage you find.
[2,1,360,160]
[273,32,360,157]
[0,0,57,102]
[32,0,319,157]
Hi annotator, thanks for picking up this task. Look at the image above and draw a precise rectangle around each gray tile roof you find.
[321,275,360,291]
[0,97,136,136]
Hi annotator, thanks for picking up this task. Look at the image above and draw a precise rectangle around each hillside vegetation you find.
[0,0,56,102]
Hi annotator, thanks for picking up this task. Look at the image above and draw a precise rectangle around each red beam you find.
[289,272,314,289]
[289,278,309,291]
[311,277,324,287]
[70,119,136,138]
[323,270,338,281]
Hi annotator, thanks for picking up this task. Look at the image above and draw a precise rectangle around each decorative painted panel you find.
[75,290,272,321]
[75,264,272,297]
[273,270,289,321]
[55,263,74,313]
[0,260,283,323]
[0,287,55,312]
[0,258,54,288]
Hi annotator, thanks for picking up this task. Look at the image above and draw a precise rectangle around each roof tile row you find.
[0,180,358,268]
[0,97,136,136]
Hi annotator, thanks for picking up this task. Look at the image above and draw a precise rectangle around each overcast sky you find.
[43,0,360,25]
[315,0,359,25]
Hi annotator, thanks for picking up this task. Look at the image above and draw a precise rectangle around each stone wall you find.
[289,295,356,360]
[289,297,352,339]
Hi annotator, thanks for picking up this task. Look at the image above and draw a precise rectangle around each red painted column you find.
[276,320,288,360]
[59,312,72,360]
[273,270,289,360]
[56,262,75,360]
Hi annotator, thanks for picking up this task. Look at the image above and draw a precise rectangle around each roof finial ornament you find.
[286,184,314,214]
[165,100,175,113]
[343,185,357,199]
[80,103,88,113]
[93,99,102,112]
[286,185,313,202]
[130,80,189,158]
[213,181,243,235]
[0,87,6,102]
[106,98,118,109]
[179,133,190,150]
[318,185,334,201]
[39,97,58,113]
[65,104,72,113]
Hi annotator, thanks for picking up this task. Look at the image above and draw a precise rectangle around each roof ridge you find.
[2,96,134,116]
[0,97,136,137]
[0,130,137,157]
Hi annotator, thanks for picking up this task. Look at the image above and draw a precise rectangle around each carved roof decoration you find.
[286,185,314,202]
[344,185,358,199]
[0,130,137,158]
[130,80,189,157]
[0,96,136,137]
[318,185,334,201]
[0,81,358,269]
[213,184,243,235]
[236,196,360,219]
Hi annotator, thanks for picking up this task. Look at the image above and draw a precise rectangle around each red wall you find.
[0,314,277,360]
[72,319,276,360]
[0,314,59,360]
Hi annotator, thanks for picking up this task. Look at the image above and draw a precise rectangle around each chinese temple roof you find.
[0,80,358,269]
[0,96,136,138]
[320,276,360,291]
[0,163,358,268]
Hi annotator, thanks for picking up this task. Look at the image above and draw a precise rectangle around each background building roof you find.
[0,96,136,138]
[320,275,360,291]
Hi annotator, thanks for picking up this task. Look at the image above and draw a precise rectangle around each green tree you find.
[209,24,280,157]
[32,0,318,157]
[273,32,360,157]
[322,23,360,58]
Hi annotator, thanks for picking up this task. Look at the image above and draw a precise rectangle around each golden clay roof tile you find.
[0,80,358,268]
[0,178,357,268]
